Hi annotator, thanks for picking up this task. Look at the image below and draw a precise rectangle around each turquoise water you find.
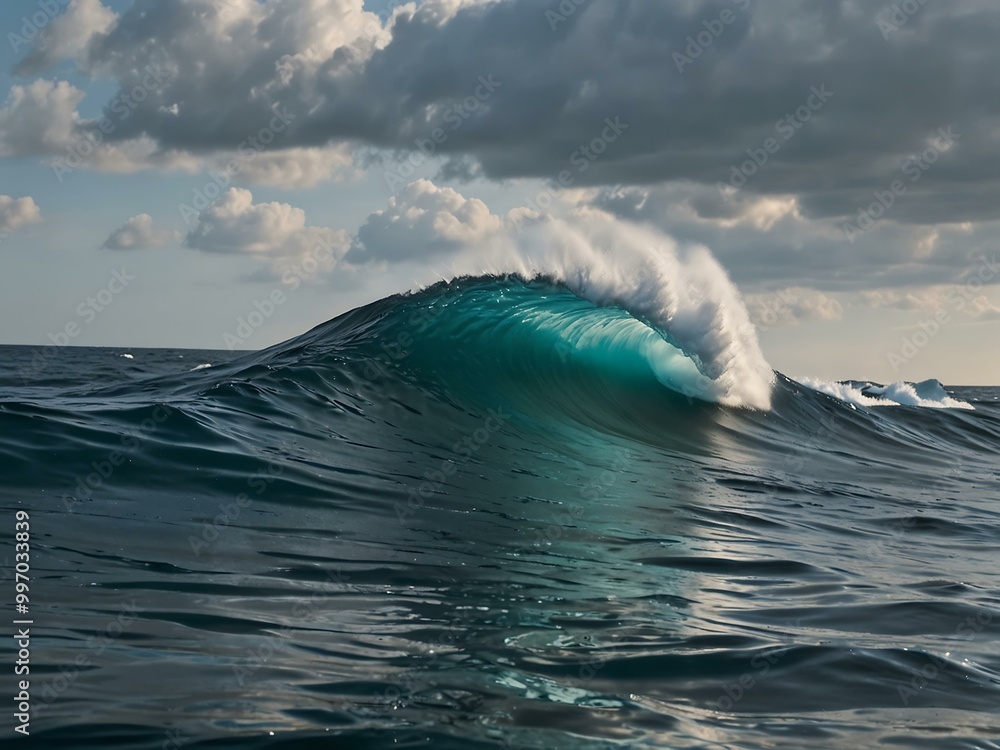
[1,277,999,748]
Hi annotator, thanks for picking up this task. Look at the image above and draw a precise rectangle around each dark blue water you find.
[1,277,999,749]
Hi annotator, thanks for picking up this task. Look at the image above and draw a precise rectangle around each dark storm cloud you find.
[12,0,1000,225]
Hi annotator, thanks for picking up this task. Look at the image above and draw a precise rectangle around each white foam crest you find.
[867,379,973,410]
[795,377,973,410]
[793,378,883,408]
[450,213,776,409]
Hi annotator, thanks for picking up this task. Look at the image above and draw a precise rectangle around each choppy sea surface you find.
[1,275,999,749]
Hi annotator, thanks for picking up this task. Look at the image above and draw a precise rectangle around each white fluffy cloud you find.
[0,80,85,157]
[102,214,180,249]
[0,195,42,234]
[351,179,504,262]
[184,188,350,281]
[221,147,356,189]
[166,180,507,283]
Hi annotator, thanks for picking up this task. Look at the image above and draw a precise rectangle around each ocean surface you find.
[1,274,999,749]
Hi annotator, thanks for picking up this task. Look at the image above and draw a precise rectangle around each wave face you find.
[3,276,1000,750]
[280,274,771,445]
[452,215,777,410]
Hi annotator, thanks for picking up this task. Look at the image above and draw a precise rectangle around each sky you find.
[0,0,998,385]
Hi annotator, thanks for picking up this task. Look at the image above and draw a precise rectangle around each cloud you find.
[860,282,1000,320]
[0,195,42,234]
[0,80,85,157]
[0,80,201,177]
[2,0,373,186]
[745,288,844,328]
[586,183,1000,294]
[350,179,503,262]
[183,188,350,282]
[102,214,180,249]
[2,2,354,187]
[13,0,117,76]
[178,180,509,284]
[220,146,356,189]
[8,0,1000,221]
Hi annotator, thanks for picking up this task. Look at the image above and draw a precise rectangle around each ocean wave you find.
[2,268,999,750]
[447,214,776,410]
[794,376,974,410]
